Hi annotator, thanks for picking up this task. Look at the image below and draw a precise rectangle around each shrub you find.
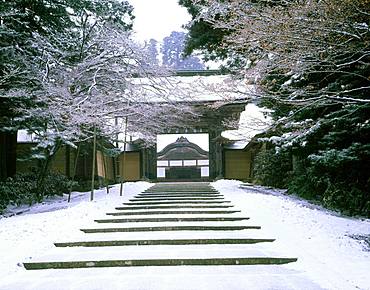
[252,145,369,217]
[289,157,370,216]
[41,172,76,199]
[0,172,76,214]
[253,148,292,188]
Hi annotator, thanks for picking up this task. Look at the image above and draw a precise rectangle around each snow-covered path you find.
[0,180,369,290]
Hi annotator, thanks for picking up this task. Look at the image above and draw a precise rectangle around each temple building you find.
[156,136,209,181]
[11,71,268,184]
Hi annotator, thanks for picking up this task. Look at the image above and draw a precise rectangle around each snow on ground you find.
[213,180,370,290]
[0,180,369,290]
[0,182,152,277]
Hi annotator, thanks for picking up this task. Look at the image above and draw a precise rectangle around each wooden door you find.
[120,152,140,181]
[224,150,251,180]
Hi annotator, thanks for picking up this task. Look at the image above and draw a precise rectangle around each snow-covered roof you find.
[223,140,249,150]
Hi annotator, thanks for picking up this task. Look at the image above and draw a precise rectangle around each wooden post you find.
[115,117,119,148]
[91,125,97,201]
[103,152,109,194]
[114,117,120,184]
[68,144,80,203]
[120,116,128,196]
[141,148,146,180]
[122,139,128,193]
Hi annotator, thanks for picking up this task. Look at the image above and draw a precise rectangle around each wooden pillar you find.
[208,129,223,180]
[146,145,157,180]
[141,148,147,180]
[112,156,117,183]
[91,126,97,201]
[208,130,217,179]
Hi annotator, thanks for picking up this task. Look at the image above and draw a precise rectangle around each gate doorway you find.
[156,134,209,181]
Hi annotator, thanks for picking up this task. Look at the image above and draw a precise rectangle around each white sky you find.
[129,0,191,42]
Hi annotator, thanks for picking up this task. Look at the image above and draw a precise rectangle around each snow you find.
[156,104,272,153]
[1,180,369,290]
[215,180,370,290]
[223,140,249,150]
[131,75,256,103]
[17,130,35,143]
[222,103,272,142]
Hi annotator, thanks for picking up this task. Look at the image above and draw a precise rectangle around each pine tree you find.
[146,39,159,66]
[180,0,370,215]
[161,31,204,70]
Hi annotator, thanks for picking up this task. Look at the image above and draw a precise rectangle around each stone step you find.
[144,193,220,195]
[145,187,217,189]
[81,225,261,233]
[115,205,234,210]
[54,238,275,247]
[24,257,298,270]
[22,182,300,274]
[144,187,216,190]
[144,191,218,193]
[146,185,212,187]
[75,230,268,241]
[94,217,250,223]
[134,196,224,199]
[122,201,231,205]
[137,193,223,197]
[106,210,241,216]
[130,197,225,201]
[142,193,220,196]
[34,241,273,261]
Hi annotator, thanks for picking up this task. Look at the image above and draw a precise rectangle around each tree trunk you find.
[65,145,71,178]
[36,141,61,201]
[91,126,97,201]
[103,152,109,194]
[68,144,81,203]
[120,117,128,196]
[0,131,17,180]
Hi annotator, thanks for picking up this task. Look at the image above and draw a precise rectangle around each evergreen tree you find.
[0,0,134,180]
[178,0,230,61]
[0,0,74,179]
[161,31,204,70]
[180,0,370,215]
[146,38,159,66]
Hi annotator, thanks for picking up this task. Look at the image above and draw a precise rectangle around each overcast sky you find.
[129,0,191,42]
